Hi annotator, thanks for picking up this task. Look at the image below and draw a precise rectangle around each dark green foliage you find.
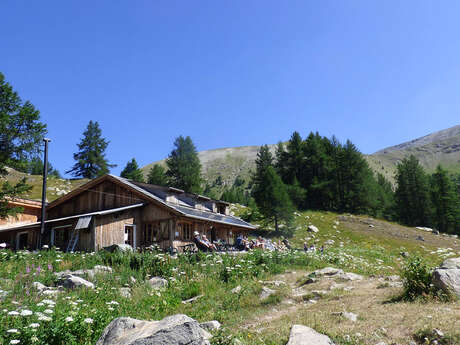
[66,121,115,178]
[430,165,460,234]
[147,164,168,186]
[0,72,47,218]
[395,155,432,227]
[26,157,61,178]
[373,173,395,219]
[251,148,293,232]
[400,256,433,301]
[120,158,144,182]
[166,136,203,194]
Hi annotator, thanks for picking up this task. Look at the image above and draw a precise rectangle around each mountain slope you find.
[145,125,460,191]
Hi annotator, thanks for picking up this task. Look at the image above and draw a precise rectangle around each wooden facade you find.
[0,175,255,252]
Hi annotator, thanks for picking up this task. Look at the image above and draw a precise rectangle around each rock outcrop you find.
[57,274,95,289]
[96,314,211,345]
[286,325,335,345]
[432,257,460,298]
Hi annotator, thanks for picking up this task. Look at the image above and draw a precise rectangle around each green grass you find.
[1,209,458,345]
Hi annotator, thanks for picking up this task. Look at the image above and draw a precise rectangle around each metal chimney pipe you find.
[39,138,51,248]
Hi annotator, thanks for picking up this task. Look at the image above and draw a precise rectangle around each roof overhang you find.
[0,203,145,234]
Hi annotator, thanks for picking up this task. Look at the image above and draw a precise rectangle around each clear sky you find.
[2,1,459,176]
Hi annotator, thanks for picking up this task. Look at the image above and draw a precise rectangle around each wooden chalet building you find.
[0,198,43,250]
[0,175,255,252]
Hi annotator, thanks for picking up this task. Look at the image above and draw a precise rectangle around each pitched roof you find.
[46,175,255,230]
[110,176,256,230]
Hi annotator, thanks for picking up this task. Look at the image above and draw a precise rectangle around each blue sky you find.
[2,1,459,176]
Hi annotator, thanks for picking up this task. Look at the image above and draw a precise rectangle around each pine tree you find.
[27,157,61,178]
[252,165,293,233]
[66,121,115,179]
[430,165,460,234]
[166,136,203,194]
[0,72,47,218]
[120,158,144,182]
[147,164,168,186]
[394,155,432,227]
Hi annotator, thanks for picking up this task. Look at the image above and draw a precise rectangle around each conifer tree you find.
[147,164,168,186]
[166,136,203,194]
[394,155,432,226]
[66,121,115,178]
[0,72,47,218]
[252,165,293,232]
[430,165,460,233]
[120,158,144,182]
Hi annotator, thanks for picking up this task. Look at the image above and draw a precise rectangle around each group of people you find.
[193,231,217,252]
[235,234,292,251]
[303,241,324,253]
[192,231,295,253]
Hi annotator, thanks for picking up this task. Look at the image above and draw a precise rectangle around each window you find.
[178,222,193,240]
[218,204,226,215]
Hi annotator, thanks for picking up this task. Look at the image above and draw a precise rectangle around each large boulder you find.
[259,286,275,300]
[96,314,211,345]
[336,272,363,281]
[148,277,169,289]
[103,244,133,253]
[57,274,95,289]
[432,268,460,298]
[313,267,343,277]
[287,325,335,345]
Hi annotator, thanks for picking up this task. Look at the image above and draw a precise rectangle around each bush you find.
[400,256,434,300]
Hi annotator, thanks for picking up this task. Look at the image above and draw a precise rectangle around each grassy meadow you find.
[1,210,459,345]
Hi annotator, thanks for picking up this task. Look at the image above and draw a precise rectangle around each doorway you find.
[124,225,136,247]
[16,232,28,250]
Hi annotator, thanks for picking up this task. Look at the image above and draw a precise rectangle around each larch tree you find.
[147,164,168,186]
[430,165,460,234]
[166,136,203,194]
[394,155,432,227]
[251,145,293,233]
[0,72,47,218]
[120,158,144,182]
[66,121,115,179]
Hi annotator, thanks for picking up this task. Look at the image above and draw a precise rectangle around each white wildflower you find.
[84,318,93,324]
[65,316,74,322]
[7,329,19,333]
[8,311,19,316]
[10,340,20,345]
[29,323,40,328]
[20,309,33,316]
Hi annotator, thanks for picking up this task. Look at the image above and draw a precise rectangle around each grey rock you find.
[313,267,344,277]
[199,321,221,331]
[342,312,358,322]
[57,274,95,289]
[307,225,319,233]
[259,286,275,300]
[32,282,47,291]
[416,235,425,241]
[440,257,460,269]
[148,277,169,290]
[286,325,335,345]
[95,314,211,345]
[400,251,410,258]
[182,295,203,304]
[103,244,133,253]
[324,240,335,245]
[432,268,460,297]
[336,272,363,281]
[385,275,401,282]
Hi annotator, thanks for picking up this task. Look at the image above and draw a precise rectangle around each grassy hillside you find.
[1,210,459,345]
[0,167,89,202]
[142,125,460,190]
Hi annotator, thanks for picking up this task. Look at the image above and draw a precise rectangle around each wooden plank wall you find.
[94,212,135,250]
[47,180,147,219]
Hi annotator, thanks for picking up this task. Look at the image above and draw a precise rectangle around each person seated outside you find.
[309,244,316,252]
[235,234,247,251]
[193,231,211,252]
[256,236,266,250]
[202,235,217,251]
[303,241,309,252]
[281,237,291,250]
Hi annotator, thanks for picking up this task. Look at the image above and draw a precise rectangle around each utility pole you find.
[39,138,51,248]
